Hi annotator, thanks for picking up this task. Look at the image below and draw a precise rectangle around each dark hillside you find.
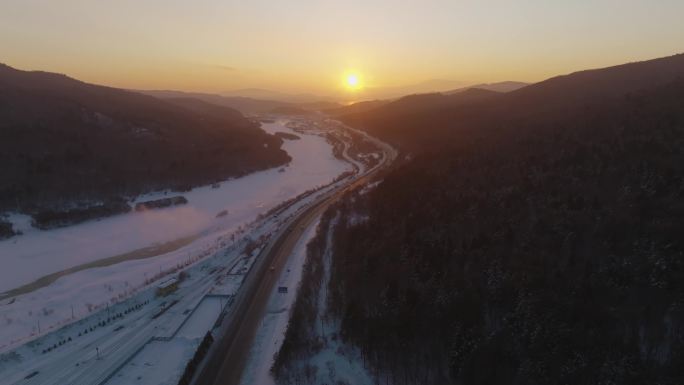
[318,56,684,384]
[140,89,292,114]
[340,54,684,151]
[506,53,684,113]
[445,81,529,94]
[164,97,246,123]
[0,64,290,214]
[340,88,500,149]
[325,99,389,116]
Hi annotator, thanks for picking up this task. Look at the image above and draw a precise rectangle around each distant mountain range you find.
[326,81,527,117]
[214,80,528,107]
[324,99,390,116]
[338,53,684,148]
[445,81,529,94]
[341,88,500,119]
[358,79,469,99]
[222,88,336,104]
[140,89,341,115]
[221,80,470,102]
[0,63,290,215]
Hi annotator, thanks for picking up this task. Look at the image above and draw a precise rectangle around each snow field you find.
[0,119,351,351]
[106,296,227,385]
[0,119,351,293]
[0,116,386,385]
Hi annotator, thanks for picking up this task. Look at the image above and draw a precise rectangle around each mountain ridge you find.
[0,63,290,215]
[312,52,684,385]
[338,53,684,149]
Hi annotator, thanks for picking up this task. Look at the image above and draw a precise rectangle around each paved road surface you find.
[193,124,395,385]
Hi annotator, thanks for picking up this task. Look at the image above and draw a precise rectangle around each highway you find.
[3,119,394,385]
[193,121,396,385]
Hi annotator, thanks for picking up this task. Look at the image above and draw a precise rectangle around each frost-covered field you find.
[0,120,351,294]
[0,119,351,351]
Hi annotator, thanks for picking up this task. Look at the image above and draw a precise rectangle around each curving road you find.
[192,121,396,385]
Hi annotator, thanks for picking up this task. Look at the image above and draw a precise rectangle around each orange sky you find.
[1,0,683,98]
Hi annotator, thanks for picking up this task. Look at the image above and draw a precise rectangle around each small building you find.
[278,286,288,294]
[156,278,179,297]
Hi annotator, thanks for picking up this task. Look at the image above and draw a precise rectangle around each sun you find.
[344,72,362,91]
[347,74,359,87]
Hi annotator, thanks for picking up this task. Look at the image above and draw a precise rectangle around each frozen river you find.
[0,119,350,294]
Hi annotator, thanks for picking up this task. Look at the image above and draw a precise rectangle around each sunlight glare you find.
[344,72,362,91]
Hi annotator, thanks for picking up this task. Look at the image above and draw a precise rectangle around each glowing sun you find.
[344,72,362,90]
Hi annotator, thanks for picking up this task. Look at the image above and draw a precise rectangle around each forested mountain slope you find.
[339,88,501,149]
[340,53,684,151]
[0,64,290,213]
[321,55,684,384]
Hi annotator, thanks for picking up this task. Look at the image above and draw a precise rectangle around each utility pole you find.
[96,347,100,360]
[71,304,74,319]
[37,320,41,334]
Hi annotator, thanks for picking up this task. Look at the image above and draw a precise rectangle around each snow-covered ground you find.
[0,116,390,385]
[0,120,351,294]
[239,216,321,385]
[0,119,352,351]
[312,216,375,385]
[175,296,223,339]
[107,296,225,385]
[262,216,374,385]
[0,237,239,385]
[106,339,194,385]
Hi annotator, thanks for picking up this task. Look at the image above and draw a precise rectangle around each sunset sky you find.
[1,0,683,98]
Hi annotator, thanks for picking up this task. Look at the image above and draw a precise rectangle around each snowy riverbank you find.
[0,119,350,294]
[0,118,351,350]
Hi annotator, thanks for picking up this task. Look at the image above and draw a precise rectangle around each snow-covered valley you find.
[0,118,357,352]
[0,116,389,385]
[0,120,350,295]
